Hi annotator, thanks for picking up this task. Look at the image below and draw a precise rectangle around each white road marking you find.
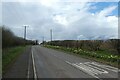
[73,63,99,76]
[65,61,102,79]
[84,62,108,74]
[91,62,119,73]
[75,63,106,75]
[65,61,119,79]
[32,47,37,80]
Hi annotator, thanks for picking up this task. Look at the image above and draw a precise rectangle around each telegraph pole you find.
[50,29,52,42]
[50,29,53,45]
[23,25,29,45]
[24,26,26,40]
[43,36,44,42]
[24,26,29,40]
[77,37,80,50]
[43,36,44,45]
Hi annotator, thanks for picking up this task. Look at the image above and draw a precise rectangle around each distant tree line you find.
[1,26,38,48]
[45,39,119,55]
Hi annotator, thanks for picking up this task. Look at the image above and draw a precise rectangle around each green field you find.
[2,46,26,74]
[45,45,120,68]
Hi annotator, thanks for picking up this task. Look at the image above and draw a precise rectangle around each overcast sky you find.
[2,0,119,42]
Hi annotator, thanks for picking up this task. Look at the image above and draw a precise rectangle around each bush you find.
[1,26,36,48]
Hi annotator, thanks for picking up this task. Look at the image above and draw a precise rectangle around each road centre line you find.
[31,47,37,80]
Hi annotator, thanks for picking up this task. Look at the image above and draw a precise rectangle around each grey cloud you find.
[2,2,118,42]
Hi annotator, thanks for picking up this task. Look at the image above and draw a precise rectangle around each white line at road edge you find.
[65,61,103,80]
[32,47,37,80]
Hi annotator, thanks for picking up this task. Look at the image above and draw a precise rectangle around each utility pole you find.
[43,36,44,45]
[23,25,29,45]
[24,26,26,40]
[50,29,52,42]
[43,36,44,42]
[23,25,29,40]
[50,29,53,45]
[77,37,80,50]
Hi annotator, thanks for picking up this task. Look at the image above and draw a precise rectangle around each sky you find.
[1,0,119,42]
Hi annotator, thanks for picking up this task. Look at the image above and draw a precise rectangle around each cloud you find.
[39,0,59,7]
[0,3,2,25]
[2,1,118,42]
[98,6,117,17]
[2,0,119,2]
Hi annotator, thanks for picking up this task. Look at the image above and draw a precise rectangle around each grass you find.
[44,45,120,68]
[2,46,26,74]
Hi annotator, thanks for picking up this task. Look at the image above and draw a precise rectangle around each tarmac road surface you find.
[32,46,119,80]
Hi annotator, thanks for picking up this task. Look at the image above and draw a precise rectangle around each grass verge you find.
[2,46,26,74]
[44,45,120,68]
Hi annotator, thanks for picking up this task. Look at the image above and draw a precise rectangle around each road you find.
[31,45,119,79]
